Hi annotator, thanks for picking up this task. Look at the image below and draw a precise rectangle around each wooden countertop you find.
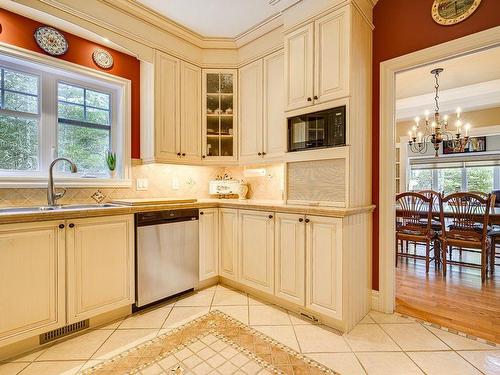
[0,199,375,225]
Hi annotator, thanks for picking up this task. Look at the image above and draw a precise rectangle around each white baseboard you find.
[371,289,381,311]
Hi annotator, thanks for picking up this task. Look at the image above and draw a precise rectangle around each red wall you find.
[0,8,141,158]
[372,0,500,290]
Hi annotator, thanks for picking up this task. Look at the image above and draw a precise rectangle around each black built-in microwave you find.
[287,106,346,152]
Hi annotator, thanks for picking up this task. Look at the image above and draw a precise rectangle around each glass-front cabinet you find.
[202,69,237,161]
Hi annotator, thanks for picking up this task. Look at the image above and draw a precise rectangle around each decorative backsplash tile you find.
[0,162,285,207]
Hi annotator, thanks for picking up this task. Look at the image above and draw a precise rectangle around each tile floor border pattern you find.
[82,310,338,375]
[1,284,499,375]
[394,312,500,349]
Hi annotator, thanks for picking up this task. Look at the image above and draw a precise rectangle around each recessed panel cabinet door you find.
[155,51,180,160]
[219,208,238,280]
[66,215,134,323]
[239,60,263,161]
[238,210,274,294]
[284,23,314,111]
[263,50,286,159]
[274,213,305,305]
[306,215,343,320]
[0,221,65,346]
[180,61,202,161]
[199,208,219,281]
[314,8,349,103]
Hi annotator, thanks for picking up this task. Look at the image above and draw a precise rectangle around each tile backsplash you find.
[0,162,285,207]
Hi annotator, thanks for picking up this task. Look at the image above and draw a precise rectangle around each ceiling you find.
[395,46,500,120]
[136,0,300,38]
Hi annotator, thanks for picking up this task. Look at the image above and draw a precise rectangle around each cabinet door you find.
[275,213,305,305]
[155,52,181,160]
[238,210,274,294]
[0,221,65,346]
[239,60,263,162]
[66,215,134,323]
[284,23,314,111]
[180,61,202,161]
[314,8,349,104]
[306,216,342,320]
[199,208,218,281]
[219,208,238,280]
[263,50,286,159]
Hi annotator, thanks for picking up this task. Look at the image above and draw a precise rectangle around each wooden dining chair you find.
[439,192,492,282]
[396,192,436,273]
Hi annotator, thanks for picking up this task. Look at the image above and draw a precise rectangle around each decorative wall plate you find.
[92,48,114,69]
[432,0,481,26]
[34,26,68,56]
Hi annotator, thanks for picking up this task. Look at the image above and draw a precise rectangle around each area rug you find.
[82,310,337,374]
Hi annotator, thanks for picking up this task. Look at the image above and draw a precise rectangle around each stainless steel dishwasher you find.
[135,209,199,308]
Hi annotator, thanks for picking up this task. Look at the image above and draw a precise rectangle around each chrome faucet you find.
[47,158,78,206]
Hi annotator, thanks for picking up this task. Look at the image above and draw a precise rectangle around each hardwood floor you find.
[396,246,500,343]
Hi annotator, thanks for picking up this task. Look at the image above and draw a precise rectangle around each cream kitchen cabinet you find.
[155,51,201,162]
[285,6,349,111]
[219,208,238,280]
[238,210,275,294]
[274,213,305,305]
[66,215,134,323]
[199,208,219,281]
[305,215,343,320]
[202,69,238,161]
[0,221,66,346]
[239,51,285,162]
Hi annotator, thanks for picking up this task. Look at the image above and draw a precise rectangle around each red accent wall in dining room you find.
[0,8,141,158]
[372,0,500,290]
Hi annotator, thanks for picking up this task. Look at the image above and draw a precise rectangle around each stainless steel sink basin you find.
[0,203,120,214]
[0,206,57,214]
[58,204,119,210]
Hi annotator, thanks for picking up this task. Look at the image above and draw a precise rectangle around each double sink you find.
[0,203,119,214]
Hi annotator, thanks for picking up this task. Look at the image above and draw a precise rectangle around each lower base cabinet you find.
[219,208,238,280]
[274,213,305,305]
[238,210,275,294]
[66,215,135,323]
[305,215,343,320]
[0,221,66,346]
[199,208,219,281]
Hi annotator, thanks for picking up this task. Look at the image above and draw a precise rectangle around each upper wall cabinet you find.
[285,7,349,112]
[239,50,285,163]
[202,69,238,161]
[155,51,201,163]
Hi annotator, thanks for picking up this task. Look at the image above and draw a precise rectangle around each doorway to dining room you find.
[392,44,500,343]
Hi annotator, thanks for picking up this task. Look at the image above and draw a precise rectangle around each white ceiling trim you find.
[396,79,500,121]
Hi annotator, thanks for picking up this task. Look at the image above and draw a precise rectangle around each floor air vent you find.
[298,310,321,324]
[40,320,89,344]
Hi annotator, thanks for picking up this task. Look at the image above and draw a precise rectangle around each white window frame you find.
[0,42,131,188]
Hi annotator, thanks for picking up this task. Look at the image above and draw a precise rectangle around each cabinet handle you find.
[307,97,312,102]
[304,218,310,223]
[268,214,273,219]
[258,152,262,156]
[200,211,204,215]
[68,223,75,228]
[182,153,186,157]
[314,95,318,100]
[59,224,65,229]
[177,152,181,156]
[202,155,206,158]
[298,218,303,223]
[262,152,266,156]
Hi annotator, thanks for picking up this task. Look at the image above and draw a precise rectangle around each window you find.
[57,83,111,174]
[409,160,500,194]
[0,67,40,171]
[0,48,129,185]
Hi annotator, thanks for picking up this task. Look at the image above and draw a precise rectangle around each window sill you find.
[0,176,132,189]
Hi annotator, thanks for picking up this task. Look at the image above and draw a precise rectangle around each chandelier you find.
[408,68,471,157]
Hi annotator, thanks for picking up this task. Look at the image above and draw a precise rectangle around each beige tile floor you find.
[0,284,499,375]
